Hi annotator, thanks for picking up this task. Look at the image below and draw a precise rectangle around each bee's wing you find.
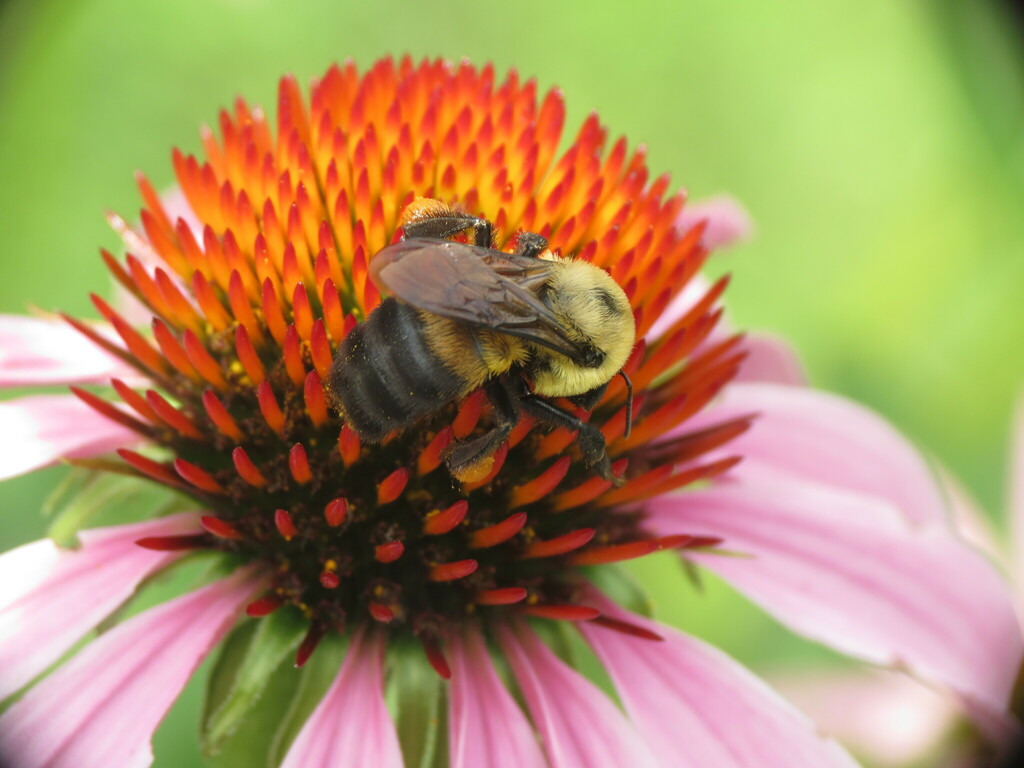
[371,239,594,361]
[474,249,553,292]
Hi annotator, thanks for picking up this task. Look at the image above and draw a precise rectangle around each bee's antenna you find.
[619,371,634,439]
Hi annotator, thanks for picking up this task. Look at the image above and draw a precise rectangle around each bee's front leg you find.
[567,381,609,411]
[505,378,622,485]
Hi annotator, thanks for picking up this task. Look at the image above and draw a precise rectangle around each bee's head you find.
[531,259,636,397]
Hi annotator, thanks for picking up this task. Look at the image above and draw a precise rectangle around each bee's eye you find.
[582,346,605,368]
[591,288,618,313]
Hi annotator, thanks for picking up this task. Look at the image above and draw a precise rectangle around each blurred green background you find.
[1,0,1022,766]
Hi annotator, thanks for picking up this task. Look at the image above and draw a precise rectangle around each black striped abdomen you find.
[329,299,468,442]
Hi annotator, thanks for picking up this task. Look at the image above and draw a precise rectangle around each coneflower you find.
[0,57,1019,768]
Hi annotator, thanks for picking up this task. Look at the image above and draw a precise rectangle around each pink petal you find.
[646,473,1024,714]
[0,568,259,768]
[160,185,202,239]
[111,284,157,329]
[1011,395,1024,589]
[0,513,201,699]
[676,195,753,250]
[281,628,402,768]
[685,382,948,526]
[449,628,548,768]
[645,274,715,342]
[933,471,1024,746]
[767,668,957,768]
[734,333,808,386]
[0,316,128,387]
[497,622,659,768]
[579,598,859,768]
[0,394,140,480]
[938,468,1000,559]
[957,694,1023,749]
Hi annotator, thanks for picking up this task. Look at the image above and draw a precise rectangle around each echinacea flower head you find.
[0,56,1020,768]
[76,57,733,655]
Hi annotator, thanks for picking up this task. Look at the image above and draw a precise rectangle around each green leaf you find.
[205,648,305,768]
[531,619,578,668]
[200,621,256,750]
[201,609,307,756]
[267,633,347,767]
[679,557,705,593]
[390,649,446,768]
[191,552,250,590]
[583,563,655,617]
[41,468,90,518]
[43,469,186,547]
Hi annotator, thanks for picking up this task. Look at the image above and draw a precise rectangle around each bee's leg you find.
[445,381,519,483]
[401,215,492,247]
[446,425,512,483]
[512,231,549,259]
[507,380,621,485]
[567,381,609,411]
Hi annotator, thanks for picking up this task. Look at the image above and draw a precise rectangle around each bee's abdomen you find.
[329,299,468,442]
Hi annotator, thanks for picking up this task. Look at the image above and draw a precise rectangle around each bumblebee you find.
[328,198,636,482]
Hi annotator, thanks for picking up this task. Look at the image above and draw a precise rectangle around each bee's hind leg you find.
[512,231,549,259]
[401,214,492,247]
[445,381,518,483]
